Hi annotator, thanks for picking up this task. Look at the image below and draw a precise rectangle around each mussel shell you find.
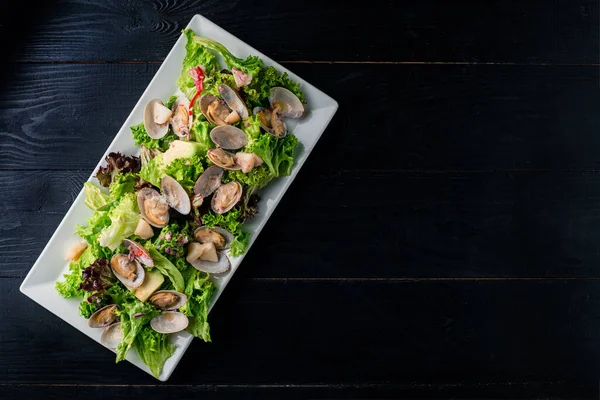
[149,290,188,311]
[194,226,234,250]
[110,254,145,289]
[207,148,242,171]
[161,175,191,215]
[253,106,287,138]
[123,238,154,267]
[88,304,119,328]
[218,84,249,119]
[194,165,224,197]
[269,87,304,118]
[144,99,170,139]
[190,251,231,274]
[100,322,123,349]
[150,311,189,334]
[209,125,248,150]
[211,181,242,214]
[138,188,169,228]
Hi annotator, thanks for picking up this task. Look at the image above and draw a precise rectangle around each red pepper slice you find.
[188,66,205,116]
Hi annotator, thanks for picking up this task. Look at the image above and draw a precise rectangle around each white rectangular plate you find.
[19,14,338,381]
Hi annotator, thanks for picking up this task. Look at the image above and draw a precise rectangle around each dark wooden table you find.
[1,1,599,398]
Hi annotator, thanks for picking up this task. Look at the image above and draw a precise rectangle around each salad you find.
[55,28,306,378]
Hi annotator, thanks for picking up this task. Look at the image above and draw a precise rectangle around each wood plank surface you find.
[4,277,600,388]
[1,382,596,400]
[1,0,597,63]
[1,64,599,171]
[6,170,600,279]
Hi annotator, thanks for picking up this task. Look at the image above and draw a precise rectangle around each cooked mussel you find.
[138,188,169,228]
[211,181,242,214]
[110,253,145,288]
[207,148,241,170]
[194,226,234,250]
[88,304,119,328]
[149,290,187,311]
[170,97,191,138]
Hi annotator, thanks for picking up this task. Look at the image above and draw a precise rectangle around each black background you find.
[1,1,600,398]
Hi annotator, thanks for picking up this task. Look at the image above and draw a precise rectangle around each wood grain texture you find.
[1,382,596,400]
[0,0,597,63]
[4,277,600,390]
[6,170,600,279]
[1,64,600,171]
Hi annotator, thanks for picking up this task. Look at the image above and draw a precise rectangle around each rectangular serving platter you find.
[19,13,338,381]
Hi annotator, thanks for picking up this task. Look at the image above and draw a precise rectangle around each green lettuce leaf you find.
[229,231,249,257]
[133,326,175,378]
[202,70,237,98]
[165,155,204,193]
[98,193,140,251]
[83,182,110,211]
[273,134,299,176]
[180,269,216,341]
[189,119,213,149]
[109,172,139,201]
[116,299,160,363]
[145,242,185,292]
[140,153,167,188]
[131,123,176,151]
[55,246,97,298]
[177,29,219,99]
[244,66,305,107]
[191,33,263,77]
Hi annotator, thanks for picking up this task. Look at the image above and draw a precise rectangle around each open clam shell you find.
[101,322,123,349]
[194,165,224,198]
[207,148,242,171]
[200,95,230,126]
[170,97,191,138]
[194,226,234,250]
[161,175,191,215]
[211,181,242,214]
[110,254,145,289]
[138,187,169,228]
[144,99,171,139]
[218,84,249,119]
[123,238,154,267]
[269,87,304,118]
[149,290,188,311]
[190,251,231,274]
[253,106,287,138]
[88,304,119,328]
[150,311,189,334]
[210,125,248,150]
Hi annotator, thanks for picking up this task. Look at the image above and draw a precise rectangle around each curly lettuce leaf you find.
[165,155,204,192]
[131,123,176,151]
[145,242,185,292]
[202,70,237,98]
[83,182,111,211]
[140,153,167,188]
[189,119,213,149]
[180,269,216,341]
[98,193,140,251]
[229,231,249,257]
[134,326,175,378]
[244,66,305,107]
[109,172,139,201]
[116,299,160,363]
[178,29,219,99]
[274,134,299,176]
